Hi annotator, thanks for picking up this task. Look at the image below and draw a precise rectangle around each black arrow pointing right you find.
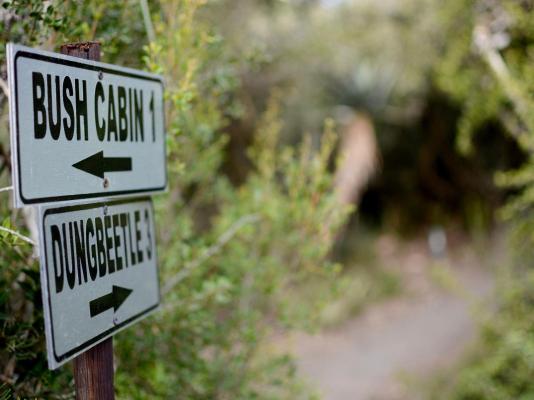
[89,285,133,318]
[73,151,132,179]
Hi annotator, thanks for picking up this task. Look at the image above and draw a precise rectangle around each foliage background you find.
[427,0,534,398]
[0,1,349,398]
[0,0,533,399]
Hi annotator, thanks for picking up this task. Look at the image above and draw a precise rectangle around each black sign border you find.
[14,49,167,204]
[42,197,161,365]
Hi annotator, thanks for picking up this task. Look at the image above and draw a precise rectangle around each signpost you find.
[5,41,166,399]
[6,43,166,207]
[39,197,159,370]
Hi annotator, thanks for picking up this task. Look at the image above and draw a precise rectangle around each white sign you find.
[39,198,160,369]
[7,44,166,207]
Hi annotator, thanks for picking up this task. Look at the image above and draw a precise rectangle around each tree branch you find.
[0,78,8,98]
[139,0,156,43]
[162,214,260,295]
[474,24,533,134]
[0,225,36,246]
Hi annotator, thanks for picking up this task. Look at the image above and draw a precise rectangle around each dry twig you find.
[162,214,260,295]
[474,24,532,132]
[0,225,36,246]
[0,78,8,98]
[139,0,156,43]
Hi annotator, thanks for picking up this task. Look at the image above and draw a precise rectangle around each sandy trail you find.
[287,237,495,400]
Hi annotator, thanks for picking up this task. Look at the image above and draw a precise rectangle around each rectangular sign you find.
[39,198,160,369]
[7,44,166,207]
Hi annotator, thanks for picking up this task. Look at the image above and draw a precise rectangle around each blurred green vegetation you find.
[0,0,533,398]
[429,0,534,398]
[211,0,527,232]
[1,1,349,398]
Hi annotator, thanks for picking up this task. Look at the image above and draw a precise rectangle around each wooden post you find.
[60,41,101,61]
[72,339,115,400]
[60,41,115,400]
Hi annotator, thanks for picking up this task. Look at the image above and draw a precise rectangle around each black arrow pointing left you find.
[89,285,133,318]
[73,150,132,179]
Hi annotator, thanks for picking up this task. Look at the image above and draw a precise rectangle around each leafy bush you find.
[428,1,534,398]
[0,1,350,398]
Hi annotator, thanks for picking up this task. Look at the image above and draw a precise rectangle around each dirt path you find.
[285,236,495,399]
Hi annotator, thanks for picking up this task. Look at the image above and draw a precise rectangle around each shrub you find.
[0,1,350,398]
[429,1,534,398]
